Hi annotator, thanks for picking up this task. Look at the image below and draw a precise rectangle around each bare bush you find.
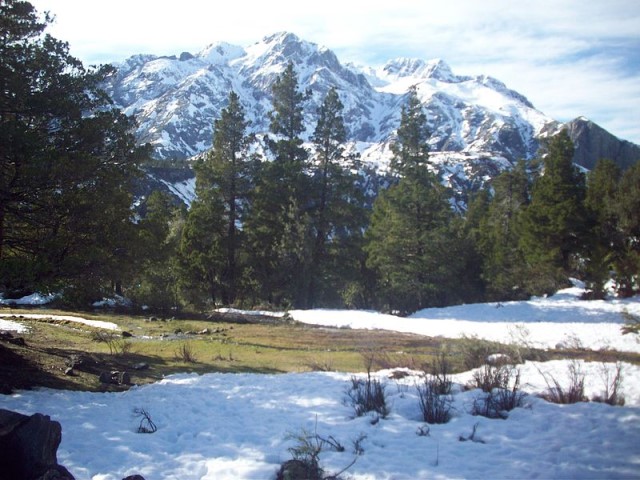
[470,367,527,419]
[425,350,452,395]
[592,362,625,406]
[538,361,586,404]
[346,373,389,419]
[133,407,157,434]
[91,330,131,356]
[175,342,197,363]
[279,422,358,480]
[416,377,453,424]
[470,364,513,393]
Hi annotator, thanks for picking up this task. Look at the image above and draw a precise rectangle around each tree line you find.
[1,0,639,313]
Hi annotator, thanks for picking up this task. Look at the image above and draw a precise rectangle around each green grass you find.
[1,306,638,393]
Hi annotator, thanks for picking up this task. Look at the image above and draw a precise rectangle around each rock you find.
[276,459,321,480]
[0,409,75,479]
[198,328,210,335]
[99,371,131,385]
[123,475,146,480]
[121,331,133,338]
[64,367,75,376]
[132,362,149,371]
[65,354,84,368]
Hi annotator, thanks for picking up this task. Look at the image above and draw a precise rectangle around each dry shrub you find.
[538,361,587,404]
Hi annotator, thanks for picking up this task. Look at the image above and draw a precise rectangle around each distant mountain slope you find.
[105,32,559,162]
[105,32,639,206]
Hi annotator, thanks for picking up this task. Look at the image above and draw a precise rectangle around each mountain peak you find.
[196,42,245,64]
[262,31,302,46]
[382,57,456,82]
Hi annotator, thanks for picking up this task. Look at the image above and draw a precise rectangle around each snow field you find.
[1,285,639,478]
[1,362,639,480]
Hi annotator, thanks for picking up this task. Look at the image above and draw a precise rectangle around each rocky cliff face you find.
[565,117,640,170]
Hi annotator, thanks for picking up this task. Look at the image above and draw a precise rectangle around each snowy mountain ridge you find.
[105,32,638,207]
[106,32,557,162]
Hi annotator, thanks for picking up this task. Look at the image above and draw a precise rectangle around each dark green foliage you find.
[583,159,622,297]
[244,62,311,307]
[131,191,184,311]
[474,161,531,300]
[365,87,463,313]
[179,193,227,308]
[614,162,640,296]
[391,86,430,177]
[0,0,146,302]
[306,87,368,307]
[518,130,588,294]
[180,91,256,306]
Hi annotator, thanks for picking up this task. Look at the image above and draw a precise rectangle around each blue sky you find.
[30,0,640,144]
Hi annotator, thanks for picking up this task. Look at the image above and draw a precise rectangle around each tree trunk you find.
[0,203,4,261]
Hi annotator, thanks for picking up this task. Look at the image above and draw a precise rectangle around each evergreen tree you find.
[365,87,457,313]
[391,86,430,177]
[614,161,640,296]
[179,193,227,308]
[180,91,255,306]
[583,159,622,297]
[306,87,367,307]
[476,161,531,300]
[518,130,587,294]
[132,191,185,311]
[244,62,311,307]
[0,0,145,301]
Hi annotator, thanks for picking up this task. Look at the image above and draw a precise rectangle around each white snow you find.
[0,292,57,305]
[1,361,639,479]
[0,314,119,331]
[0,318,29,333]
[1,285,638,479]
[291,286,640,353]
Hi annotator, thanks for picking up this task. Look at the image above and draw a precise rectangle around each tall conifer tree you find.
[244,62,311,306]
[518,130,587,294]
[365,87,456,313]
[614,162,640,296]
[476,161,531,300]
[305,87,367,307]
[180,91,254,305]
[583,159,621,297]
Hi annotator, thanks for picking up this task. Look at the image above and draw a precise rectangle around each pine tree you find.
[132,191,185,311]
[614,161,640,296]
[476,161,531,300]
[0,0,145,300]
[391,86,430,177]
[244,62,311,307]
[365,87,456,313]
[518,130,587,294]
[306,87,367,307]
[179,186,227,308]
[583,159,622,297]
[180,91,255,306]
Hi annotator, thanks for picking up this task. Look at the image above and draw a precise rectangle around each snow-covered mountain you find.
[105,32,636,207]
[106,32,556,161]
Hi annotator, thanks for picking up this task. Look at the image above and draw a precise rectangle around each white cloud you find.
[27,0,640,143]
